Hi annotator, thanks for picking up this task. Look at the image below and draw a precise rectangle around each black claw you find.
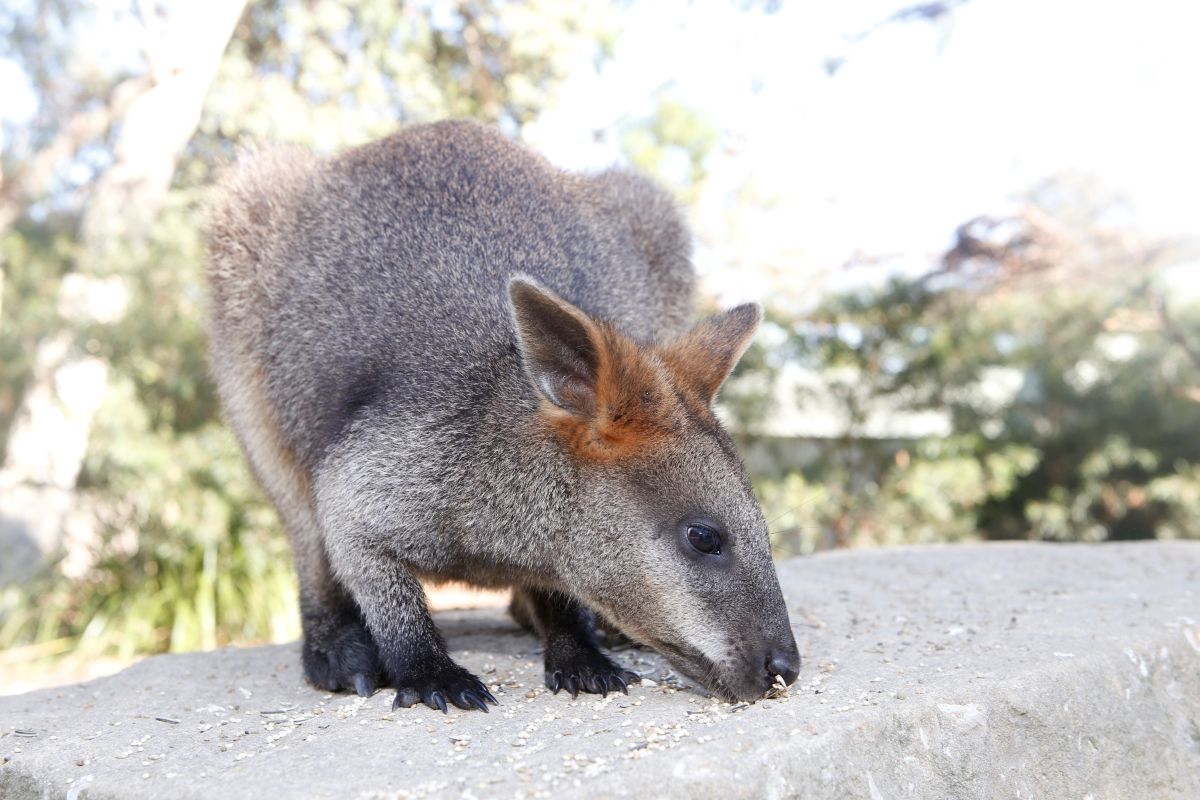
[394,688,420,710]
[451,690,485,712]
[353,673,373,697]
[386,660,492,713]
[543,648,639,700]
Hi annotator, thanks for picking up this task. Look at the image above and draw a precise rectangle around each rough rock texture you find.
[2,542,1199,799]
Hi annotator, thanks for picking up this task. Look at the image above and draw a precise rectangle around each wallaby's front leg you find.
[512,587,640,697]
[326,537,496,713]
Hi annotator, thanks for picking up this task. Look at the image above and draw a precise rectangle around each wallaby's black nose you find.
[766,650,800,685]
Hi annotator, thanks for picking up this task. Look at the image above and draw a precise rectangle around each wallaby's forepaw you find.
[302,614,383,696]
[390,659,498,714]
[545,644,640,698]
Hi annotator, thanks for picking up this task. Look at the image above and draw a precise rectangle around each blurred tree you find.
[619,94,717,205]
[738,175,1200,552]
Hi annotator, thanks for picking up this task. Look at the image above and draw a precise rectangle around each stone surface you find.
[2,542,1199,799]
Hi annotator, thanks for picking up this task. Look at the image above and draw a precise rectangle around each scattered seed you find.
[13,730,37,737]
[764,674,791,699]
[155,717,181,725]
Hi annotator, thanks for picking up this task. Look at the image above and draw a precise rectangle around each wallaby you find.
[206,120,800,713]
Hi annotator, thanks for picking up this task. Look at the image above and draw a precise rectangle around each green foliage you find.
[1,196,298,660]
[756,436,1042,555]
[2,407,297,660]
[0,221,77,458]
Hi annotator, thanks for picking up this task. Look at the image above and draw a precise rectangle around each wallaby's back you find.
[208,121,694,469]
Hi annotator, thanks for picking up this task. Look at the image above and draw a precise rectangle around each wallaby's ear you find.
[666,303,761,404]
[508,276,601,417]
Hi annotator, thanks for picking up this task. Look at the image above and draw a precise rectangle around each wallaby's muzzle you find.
[589,560,801,703]
[715,613,801,701]
[640,624,800,702]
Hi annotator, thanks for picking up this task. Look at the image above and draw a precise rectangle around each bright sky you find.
[4,0,1197,306]
[527,0,1200,307]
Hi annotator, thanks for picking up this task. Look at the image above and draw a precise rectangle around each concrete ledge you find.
[3,542,1199,799]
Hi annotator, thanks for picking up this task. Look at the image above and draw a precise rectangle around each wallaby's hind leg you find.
[296,548,383,696]
[262,445,384,696]
[511,587,641,697]
[207,336,383,695]
[208,150,385,697]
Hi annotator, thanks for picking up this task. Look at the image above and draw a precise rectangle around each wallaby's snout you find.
[766,640,802,686]
[745,614,803,697]
[706,563,802,701]
[728,594,802,699]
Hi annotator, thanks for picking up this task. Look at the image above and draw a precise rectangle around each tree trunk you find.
[0,0,247,588]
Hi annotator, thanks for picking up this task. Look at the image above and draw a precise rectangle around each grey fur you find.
[206,120,799,711]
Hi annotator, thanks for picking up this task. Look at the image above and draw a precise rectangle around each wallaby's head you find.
[509,277,800,702]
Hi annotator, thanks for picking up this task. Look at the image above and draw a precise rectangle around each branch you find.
[849,0,973,44]
[1155,293,1200,373]
[0,76,152,233]
[825,0,974,75]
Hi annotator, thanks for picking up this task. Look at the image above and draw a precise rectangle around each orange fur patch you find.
[541,325,718,461]
[657,304,760,404]
[542,326,686,462]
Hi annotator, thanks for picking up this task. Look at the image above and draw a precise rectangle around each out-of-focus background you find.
[2,0,1198,693]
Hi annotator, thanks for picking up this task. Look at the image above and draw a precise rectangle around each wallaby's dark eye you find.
[686,524,722,555]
